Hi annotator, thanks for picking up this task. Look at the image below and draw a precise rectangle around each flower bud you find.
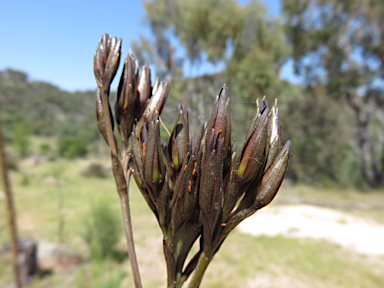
[115,54,137,143]
[169,105,190,170]
[236,108,269,180]
[131,132,145,187]
[131,134,158,215]
[146,120,165,183]
[95,87,108,143]
[253,140,292,210]
[94,34,122,88]
[136,80,170,134]
[170,153,197,235]
[205,84,231,154]
[145,80,170,121]
[95,87,114,144]
[137,64,152,109]
[265,101,282,171]
[152,77,160,94]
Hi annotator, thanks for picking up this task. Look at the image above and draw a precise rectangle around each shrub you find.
[81,162,108,178]
[82,200,122,260]
[58,136,88,159]
[12,122,30,158]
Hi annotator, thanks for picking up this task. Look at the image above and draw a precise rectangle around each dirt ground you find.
[239,204,384,256]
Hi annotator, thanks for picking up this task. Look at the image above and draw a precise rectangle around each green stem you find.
[119,170,142,288]
[187,252,211,288]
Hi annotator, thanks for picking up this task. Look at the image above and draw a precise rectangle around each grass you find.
[1,157,384,287]
[203,234,384,288]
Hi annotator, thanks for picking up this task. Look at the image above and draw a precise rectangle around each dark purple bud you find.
[95,87,114,144]
[258,97,268,114]
[253,140,292,210]
[94,34,122,88]
[115,54,137,143]
[205,84,231,154]
[236,108,269,179]
[136,80,170,134]
[145,80,170,121]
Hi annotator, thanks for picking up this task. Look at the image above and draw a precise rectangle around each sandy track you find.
[238,204,384,255]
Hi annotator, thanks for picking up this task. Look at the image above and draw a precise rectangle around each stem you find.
[101,88,117,156]
[163,240,176,288]
[187,252,211,288]
[119,170,142,288]
[100,84,142,286]
[177,249,201,288]
[0,118,22,288]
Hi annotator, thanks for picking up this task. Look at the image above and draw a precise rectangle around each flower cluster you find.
[131,85,292,286]
[93,33,292,288]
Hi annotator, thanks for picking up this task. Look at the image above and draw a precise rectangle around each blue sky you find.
[0,0,293,92]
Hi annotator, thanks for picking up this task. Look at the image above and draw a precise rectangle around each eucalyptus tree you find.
[283,0,384,187]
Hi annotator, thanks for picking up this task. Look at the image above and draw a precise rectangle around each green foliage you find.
[75,261,125,288]
[39,143,51,156]
[57,121,98,159]
[58,135,88,159]
[20,173,30,186]
[12,122,30,158]
[82,200,122,261]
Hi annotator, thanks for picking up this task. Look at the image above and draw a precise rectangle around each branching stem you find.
[100,86,142,287]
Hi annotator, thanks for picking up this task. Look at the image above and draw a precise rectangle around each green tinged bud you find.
[236,108,269,179]
[146,120,162,182]
[130,133,144,186]
[169,105,190,170]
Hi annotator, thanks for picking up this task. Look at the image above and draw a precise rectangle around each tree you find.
[0,117,22,288]
[283,0,384,188]
[133,0,291,141]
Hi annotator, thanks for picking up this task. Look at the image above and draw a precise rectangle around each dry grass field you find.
[1,157,384,288]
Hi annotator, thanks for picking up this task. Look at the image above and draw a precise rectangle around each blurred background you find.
[0,0,383,287]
